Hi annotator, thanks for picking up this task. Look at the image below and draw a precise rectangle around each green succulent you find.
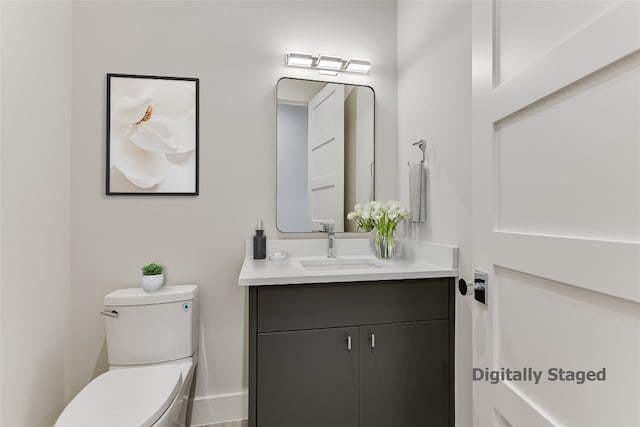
[141,263,163,276]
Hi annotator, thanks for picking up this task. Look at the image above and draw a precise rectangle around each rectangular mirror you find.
[277,78,375,233]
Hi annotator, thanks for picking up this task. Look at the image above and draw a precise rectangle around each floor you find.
[201,421,248,427]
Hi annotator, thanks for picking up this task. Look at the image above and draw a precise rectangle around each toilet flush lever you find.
[100,309,119,318]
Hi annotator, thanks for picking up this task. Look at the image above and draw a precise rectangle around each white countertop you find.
[238,238,458,286]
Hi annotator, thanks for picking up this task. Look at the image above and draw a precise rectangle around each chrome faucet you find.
[321,223,336,258]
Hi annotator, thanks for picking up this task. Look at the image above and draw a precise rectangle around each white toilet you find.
[56,284,199,427]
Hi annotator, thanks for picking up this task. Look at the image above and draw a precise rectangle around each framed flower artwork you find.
[106,74,199,195]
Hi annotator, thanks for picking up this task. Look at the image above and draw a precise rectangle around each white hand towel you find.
[409,162,426,223]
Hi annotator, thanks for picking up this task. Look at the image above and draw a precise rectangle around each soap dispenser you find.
[253,219,266,259]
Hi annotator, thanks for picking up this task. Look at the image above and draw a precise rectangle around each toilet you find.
[55,284,199,427]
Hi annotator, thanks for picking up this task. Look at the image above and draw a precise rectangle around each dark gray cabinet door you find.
[359,320,450,427]
[257,327,359,427]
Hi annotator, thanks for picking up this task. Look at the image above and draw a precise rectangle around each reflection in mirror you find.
[277,78,375,233]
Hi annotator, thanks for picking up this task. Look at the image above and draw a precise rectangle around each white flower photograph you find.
[106,74,199,194]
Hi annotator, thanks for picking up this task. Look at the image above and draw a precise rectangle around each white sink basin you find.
[298,257,389,271]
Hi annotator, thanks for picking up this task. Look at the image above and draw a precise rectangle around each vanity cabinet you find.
[257,327,360,427]
[248,278,455,427]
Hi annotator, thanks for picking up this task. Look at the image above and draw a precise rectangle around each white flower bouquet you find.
[347,201,410,258]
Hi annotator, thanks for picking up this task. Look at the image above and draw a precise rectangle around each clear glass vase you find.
[369,229,401,259]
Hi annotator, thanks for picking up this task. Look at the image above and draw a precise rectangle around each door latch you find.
[458,269,488,304]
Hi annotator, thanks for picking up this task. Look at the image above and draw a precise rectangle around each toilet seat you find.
[55,364,182,427]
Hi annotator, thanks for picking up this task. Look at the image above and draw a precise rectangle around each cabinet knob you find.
[369,332,376,348]
[347,335,352,351]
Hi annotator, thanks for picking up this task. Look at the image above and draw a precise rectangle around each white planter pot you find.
[141,273,164,292]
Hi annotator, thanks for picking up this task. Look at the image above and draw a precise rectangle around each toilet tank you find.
[103,284,199,366]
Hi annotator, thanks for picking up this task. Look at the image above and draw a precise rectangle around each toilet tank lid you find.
[104,284,199,306]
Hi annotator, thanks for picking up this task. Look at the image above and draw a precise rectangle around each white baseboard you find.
[190,391,248,427]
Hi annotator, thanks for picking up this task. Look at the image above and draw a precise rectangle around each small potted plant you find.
[141,263,164,292]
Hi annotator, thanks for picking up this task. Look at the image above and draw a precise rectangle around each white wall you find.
[0,1,72,426]
[0,2,3,420]
[397,1,472,425]
[70,1,397,424]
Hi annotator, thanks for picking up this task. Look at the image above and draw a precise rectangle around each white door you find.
[308,83,345,232]
[472,1,639,426]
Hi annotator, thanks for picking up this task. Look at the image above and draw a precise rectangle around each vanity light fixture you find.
[317,55,343,70]
[285,52,372,74]
[286,52,314,68]
[345,58,372,74]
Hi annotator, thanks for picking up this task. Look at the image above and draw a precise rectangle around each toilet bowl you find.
[55,285,199,427]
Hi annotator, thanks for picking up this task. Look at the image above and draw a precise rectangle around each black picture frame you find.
[106,73,199,195]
